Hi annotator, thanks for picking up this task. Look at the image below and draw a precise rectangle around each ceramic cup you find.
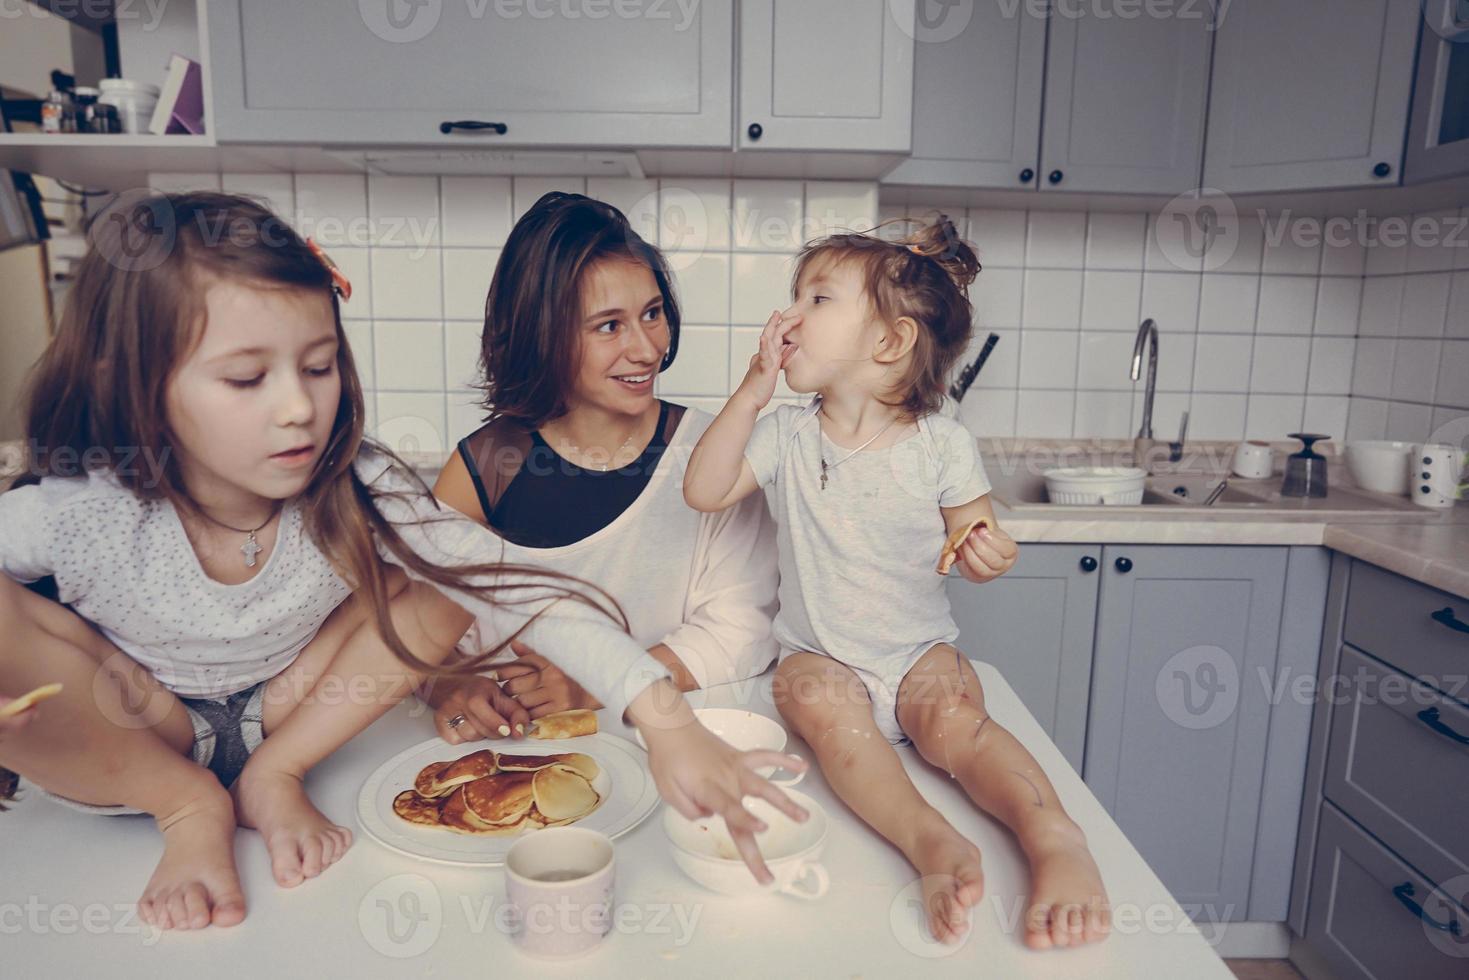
[1231,440,1274,479]
[663,789,829,900]
[636,708,805,786]
[1410,443,1466,509]
[504,827,615,959]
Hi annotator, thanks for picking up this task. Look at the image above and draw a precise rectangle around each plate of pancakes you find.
[357,733,661,866]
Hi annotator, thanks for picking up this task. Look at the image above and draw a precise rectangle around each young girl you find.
[0,192,805,932]
[684,217,1111,950]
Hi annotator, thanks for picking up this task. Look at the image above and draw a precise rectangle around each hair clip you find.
[307,237,353,302]
[907,244,925,255]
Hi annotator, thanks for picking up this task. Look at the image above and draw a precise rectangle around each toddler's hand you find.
[643,720,809,885]
[732,310,799,411]
[955,523,1019,583]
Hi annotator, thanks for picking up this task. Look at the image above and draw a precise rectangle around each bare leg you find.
[231,571,471,888]
[773,653,984,944]
[0,577,244,931]
[896,644,1110,949]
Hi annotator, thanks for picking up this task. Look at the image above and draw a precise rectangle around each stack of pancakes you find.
[393,749,603,835]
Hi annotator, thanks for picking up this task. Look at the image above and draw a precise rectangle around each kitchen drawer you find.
[1305,803,1468,980]
[1324,646,1469,890]
[1344,562,1469,699]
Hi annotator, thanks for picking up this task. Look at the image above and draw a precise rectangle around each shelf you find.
[0,132,227,189]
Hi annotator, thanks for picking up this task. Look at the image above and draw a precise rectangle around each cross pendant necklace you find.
[195,502,282,568]
[818,415,898,490]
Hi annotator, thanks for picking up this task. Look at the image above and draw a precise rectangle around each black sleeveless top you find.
[456,401,686,548]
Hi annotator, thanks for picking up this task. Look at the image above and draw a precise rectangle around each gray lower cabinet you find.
[1291,556,1469,980]
[946,543,1100,772]
[949,543,1329,923]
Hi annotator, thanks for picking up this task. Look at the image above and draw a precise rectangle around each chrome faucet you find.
[1130,318,1188,472]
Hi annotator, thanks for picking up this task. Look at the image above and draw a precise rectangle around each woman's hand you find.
[420,672,532,744]
[638,694,809,886]
[493,639,603,718]
[955,523,1019,584]
[732,309,799,412]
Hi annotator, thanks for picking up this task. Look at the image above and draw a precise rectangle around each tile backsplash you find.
[143,172,1468,451]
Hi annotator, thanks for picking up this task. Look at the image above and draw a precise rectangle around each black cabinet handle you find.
[1048,170,1064,185]
[1079,556,1098,573]
[440,120,507,135]
[1020,168,1035,184]
[747,122,763,141]
[1392,882,1462,934]
[1418,707,1469,746]
[1373,162,1392,178]
[1430,606,1469,634]
[1114,556,1132,573]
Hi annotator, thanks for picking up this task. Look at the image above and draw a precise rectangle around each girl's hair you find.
[11,190,626,701]
[477,191,682,427]
[793,213,980,419]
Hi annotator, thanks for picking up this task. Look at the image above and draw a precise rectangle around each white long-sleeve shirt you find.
[452,406,781,689]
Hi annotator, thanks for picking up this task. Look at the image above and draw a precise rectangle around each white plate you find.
[357,733,661,867]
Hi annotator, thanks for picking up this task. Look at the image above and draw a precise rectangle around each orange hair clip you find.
[307,237,353,302]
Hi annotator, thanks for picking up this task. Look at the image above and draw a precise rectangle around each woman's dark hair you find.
[476,192,682,427]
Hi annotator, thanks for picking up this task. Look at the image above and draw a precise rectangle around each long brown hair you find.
[8,191,625,732]
[476,191,682,428]
[793,214,980,420]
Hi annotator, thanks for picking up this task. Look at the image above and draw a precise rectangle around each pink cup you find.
[504,828,615,958]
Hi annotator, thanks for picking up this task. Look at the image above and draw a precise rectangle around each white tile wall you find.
[146,171,1469,446]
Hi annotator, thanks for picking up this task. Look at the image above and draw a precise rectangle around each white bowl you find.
[1345,440,1413,495]
[662,789,829,900]
[636,708,805,785]
[1044,466,1147,506]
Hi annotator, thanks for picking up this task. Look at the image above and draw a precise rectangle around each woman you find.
[422,192,778,739]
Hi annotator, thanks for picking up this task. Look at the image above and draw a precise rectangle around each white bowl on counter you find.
[662,789,830,900]
[1044,466,1147,505]
[1344,440,1413,495]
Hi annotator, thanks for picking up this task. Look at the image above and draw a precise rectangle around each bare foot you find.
[140,787,246,930]
[904,813,986,944]
[231,765,352,888]
[1018,815,1110,949]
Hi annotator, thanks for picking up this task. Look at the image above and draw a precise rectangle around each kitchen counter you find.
[2,664,1233,979]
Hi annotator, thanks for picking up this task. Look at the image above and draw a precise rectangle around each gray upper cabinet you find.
[946,543,1100,772]
[1038,6,1213,194]
[881,0,1046,189]
[208,0,733,146]
[1202,0,1421,193]
[738,0,914,152]
[1084,545,1289,922]
[1404,0,1469,183]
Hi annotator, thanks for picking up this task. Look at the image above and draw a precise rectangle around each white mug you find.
[1410,443,1466,509]
[1232,440,1274,479]
[504,828,615,959]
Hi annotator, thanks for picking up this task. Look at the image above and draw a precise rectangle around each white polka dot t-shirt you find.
[0,468,353,699]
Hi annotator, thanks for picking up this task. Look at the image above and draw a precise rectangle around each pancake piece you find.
[531,764,601,823]
[495,751,600,783]
[936,518,987,575]
[528,709,598,739]
[459,771,537,830]
[392,790,443,827]
[418,749,498,798]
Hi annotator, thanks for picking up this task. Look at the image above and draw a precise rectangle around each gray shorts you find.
[42,681,268,816]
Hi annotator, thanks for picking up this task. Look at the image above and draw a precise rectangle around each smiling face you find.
[567,257,670,418]
[164,278,343,514]
[779,255,886,395]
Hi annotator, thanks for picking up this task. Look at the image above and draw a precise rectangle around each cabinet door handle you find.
[1114,556,1132,573]
[440,120,508,135]
[1430,606,1469,635]
[1079,556,1098,573]
[1417,707,1469,746]
[1391,882,1463,934]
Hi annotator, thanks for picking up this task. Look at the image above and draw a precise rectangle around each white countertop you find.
[3,664,1232,979]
